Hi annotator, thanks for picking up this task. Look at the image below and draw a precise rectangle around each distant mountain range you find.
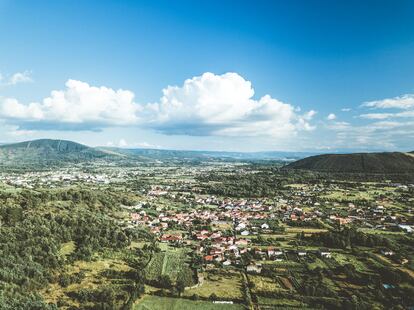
[97,146,317,162]
[286,151,414,174]
[1,139,413,174]
[0,139,315,168]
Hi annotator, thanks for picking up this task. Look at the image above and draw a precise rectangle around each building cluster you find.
[122,181,414,269]
[0,171,110,188]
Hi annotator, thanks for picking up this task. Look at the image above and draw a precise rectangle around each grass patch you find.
[59,241,76,258]
[285,227,327,234]
[332,253,368,272]
[41,256,132,306]
[358,228,404,235]
[134,295,244,310]
[257,296,307,307]
[183,271,243,300]
[307,257,328,270]
[249,275,285,294]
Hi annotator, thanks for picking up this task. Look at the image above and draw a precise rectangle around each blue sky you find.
[1,0,414,151]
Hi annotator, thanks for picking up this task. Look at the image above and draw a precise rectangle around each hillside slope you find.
[0,139,111,168]
[286,152,414,173]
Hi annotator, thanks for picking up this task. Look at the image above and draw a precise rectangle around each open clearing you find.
[249,274,286,294]
[41,256,131,307]
[183,271,243,300]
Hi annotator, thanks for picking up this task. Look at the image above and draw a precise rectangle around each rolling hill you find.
[286,151,414,174]
[0,139,114,168]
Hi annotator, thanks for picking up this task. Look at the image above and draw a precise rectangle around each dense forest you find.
[0,187,151,309]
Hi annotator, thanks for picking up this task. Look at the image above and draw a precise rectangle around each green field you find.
[183,271,243,300]
[257,296,309,308]
[358,228,404,235]
[331,253,368,272]
[134,295,245,310]
[249,274,286,294]
[145,246,192,283]
[307,257,328,270]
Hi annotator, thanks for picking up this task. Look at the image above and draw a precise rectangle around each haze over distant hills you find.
[286,151,414,174]
[1,139,413,174]
[0,139,315,168]
[98,146,316,162]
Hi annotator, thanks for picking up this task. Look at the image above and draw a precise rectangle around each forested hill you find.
[0,139,89,152]
[286,151,414,174]
[0,139,114,168]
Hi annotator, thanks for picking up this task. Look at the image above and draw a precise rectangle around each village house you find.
[381,249,395,256]
[246,263,262,274]
[297,250,307,257]
[319,249,332,258]
[160,234,183,243]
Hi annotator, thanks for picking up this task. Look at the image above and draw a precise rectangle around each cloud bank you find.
[358,93,414,122]
[2,71,414,150]
[362,94,414,109]
[1,79,140,130]
[0,72,315,138]
[324,92,414,150]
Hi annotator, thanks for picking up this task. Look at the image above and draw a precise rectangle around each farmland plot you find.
[183,270,244,301]
[134,295,244,310]
[145,247,193,283]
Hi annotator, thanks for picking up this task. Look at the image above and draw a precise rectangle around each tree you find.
[159,275,172,289]
[176,279,186,296]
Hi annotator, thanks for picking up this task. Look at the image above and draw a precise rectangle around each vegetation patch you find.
[183,271,244,301]
[134,295,244,310]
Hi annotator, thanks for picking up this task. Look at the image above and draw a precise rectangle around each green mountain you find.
[0,139,113,168]
[286,152,414,173]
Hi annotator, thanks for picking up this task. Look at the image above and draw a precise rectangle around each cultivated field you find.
[134,295,245,310]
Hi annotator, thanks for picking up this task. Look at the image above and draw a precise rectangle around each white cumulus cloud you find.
[326,113,336,120]
[0,72,316,139]
[144,72,315,137]
[0,79,141,130]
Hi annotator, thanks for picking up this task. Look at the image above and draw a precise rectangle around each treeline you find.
[310,227,397,250]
